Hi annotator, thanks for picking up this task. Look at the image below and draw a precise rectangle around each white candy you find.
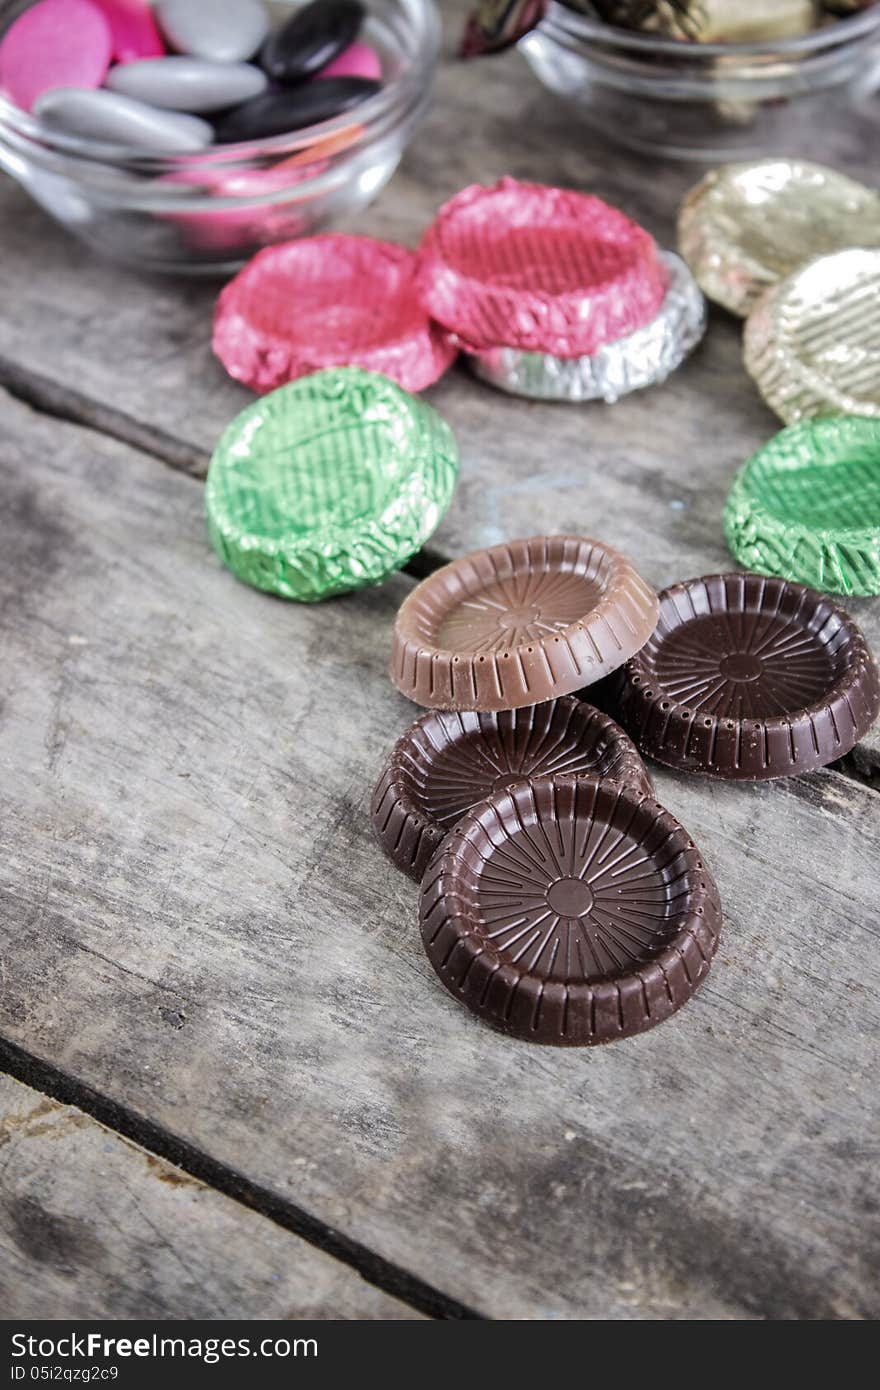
[34,86,214,152]
[106,56,267,113]
[155,0,270,64]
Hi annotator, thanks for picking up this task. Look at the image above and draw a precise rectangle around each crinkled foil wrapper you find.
[743,246,880,424]
[465,252,705,402]
[724,415,880,597]
[416,177,668,357]
[205,367,460,602]
[213,235,457,394]
[678,160,880,317]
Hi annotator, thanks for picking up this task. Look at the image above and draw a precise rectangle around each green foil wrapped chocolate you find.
[205,367,459,602]
[724,415,880,596]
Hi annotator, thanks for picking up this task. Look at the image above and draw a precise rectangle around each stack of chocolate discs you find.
[414,178,707,403]
[372,535,724,1047]
[2,0,383,149]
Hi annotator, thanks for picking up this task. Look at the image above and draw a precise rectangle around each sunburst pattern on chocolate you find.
[437,569,603,655]
[372,698,653,883]
[420,776,722,1046]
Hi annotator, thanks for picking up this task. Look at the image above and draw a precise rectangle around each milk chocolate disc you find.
[724,416,880,597]
[419,775,722,1046]
[465,252,705,403]
[743,248,880,424]
[214,235,457,394]
[373,697,653,882]
[390,536,660,712]
[415,178,668,357]
[609,573,880,779]
[678,160,880,318]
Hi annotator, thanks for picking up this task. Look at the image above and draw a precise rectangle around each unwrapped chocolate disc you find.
[608,573,880,779]
[391,536,659,711]
[213,235,458,394]
[744,248,880,423]
[419,775,722,1046]
[206,367,458,602]
[466,252,705,402]
[678,160,880,317]
[415,178,668,357]
[725,416,880,597]
[373,697,652,882]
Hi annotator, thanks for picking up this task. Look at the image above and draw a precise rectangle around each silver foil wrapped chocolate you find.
[465,252,705,402]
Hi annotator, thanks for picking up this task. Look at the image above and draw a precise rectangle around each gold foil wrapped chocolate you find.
[590,0,819,40]
[678,160,880,316]
[743,247,880,423]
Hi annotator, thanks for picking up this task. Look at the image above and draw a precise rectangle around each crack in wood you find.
[0,1035,483,1322]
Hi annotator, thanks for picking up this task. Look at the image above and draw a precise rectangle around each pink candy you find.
[317,42,381,82]
[0,0,112,113]
[92,0,165,62]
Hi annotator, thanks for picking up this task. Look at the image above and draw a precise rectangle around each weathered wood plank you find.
[0,390,877,1319]
[0,1074,421,1319]
[0,8,877,764]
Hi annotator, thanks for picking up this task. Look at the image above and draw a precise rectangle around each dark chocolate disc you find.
[372,697,653,882]
[261,0,364,83]
[609,573,880,779]
[214,77,378,142]
[419,776,722,1046]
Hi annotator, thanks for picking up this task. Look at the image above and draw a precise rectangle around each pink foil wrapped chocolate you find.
[213,234,458,393]
[415,178,669,357]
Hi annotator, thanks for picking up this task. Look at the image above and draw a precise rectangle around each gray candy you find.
[106,57,267,113]
[155,0,270,63]
[34,88,214,153]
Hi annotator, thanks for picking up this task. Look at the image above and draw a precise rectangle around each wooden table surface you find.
[1,1,878,1322]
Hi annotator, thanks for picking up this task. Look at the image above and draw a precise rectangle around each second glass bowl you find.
[520,1,880,161]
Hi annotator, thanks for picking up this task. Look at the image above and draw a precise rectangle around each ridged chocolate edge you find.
[418,778,722,1047]
[609,577,880,780]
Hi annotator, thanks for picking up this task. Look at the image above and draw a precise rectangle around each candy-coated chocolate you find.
[34,85,213,151]
[92,0,165,61]
[608,573,880,780]
[0,0,112,113]
[317,41,381,81]
[155,0,269,63]
[261,0,364,82]
[107,56,267,112]
[214,77,378,142]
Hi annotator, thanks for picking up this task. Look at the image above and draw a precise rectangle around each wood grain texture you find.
[0,0,877,761]
[0,390,878,1319]
[0,1074,421,1320]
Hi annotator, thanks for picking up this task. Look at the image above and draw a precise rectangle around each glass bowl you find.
[520,1,880,161]
[0,0,440,273]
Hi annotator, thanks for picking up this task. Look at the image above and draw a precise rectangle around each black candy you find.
[261,0,365,83]
[214,77,380,141]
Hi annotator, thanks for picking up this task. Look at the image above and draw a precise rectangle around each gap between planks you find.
[0,1033,482,1322]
